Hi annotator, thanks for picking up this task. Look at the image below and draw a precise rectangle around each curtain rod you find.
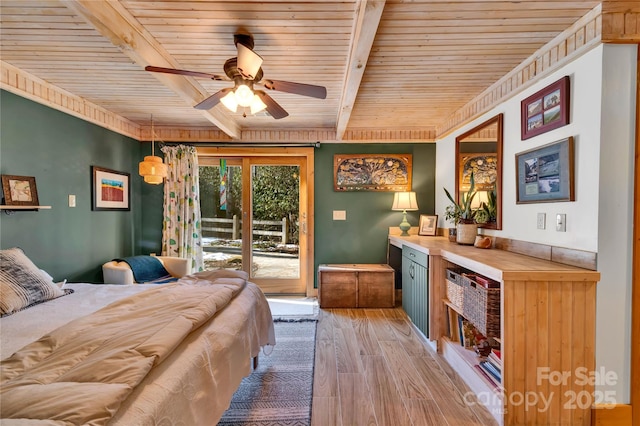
[159,142,321,148]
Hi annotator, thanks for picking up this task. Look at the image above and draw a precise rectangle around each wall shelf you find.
[0,205,51,214]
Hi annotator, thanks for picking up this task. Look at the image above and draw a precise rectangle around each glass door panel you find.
[250,164,300,280]
[199,160,245,271]
[199,156,308,294]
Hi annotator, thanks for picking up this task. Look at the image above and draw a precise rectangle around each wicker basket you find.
[445,267,467,312]
[462,273,500,338]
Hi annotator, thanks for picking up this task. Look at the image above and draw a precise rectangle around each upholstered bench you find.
[102,255,190,284]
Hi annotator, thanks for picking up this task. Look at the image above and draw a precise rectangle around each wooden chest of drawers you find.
[317,264,395,308]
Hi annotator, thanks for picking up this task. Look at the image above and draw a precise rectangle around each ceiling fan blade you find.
[194,88,233,110]
[255,90,289,119]
[145,65,224,81]
[261,79,327,99]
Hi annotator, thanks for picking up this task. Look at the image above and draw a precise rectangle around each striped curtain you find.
[160,145,203,272]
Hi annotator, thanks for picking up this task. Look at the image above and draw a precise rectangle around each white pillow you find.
[39,269,66,288]
[0,247,66,316]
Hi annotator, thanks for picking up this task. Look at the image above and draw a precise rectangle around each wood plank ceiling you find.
[0,0,603,143]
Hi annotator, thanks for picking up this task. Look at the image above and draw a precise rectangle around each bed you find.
[0,248,276,425]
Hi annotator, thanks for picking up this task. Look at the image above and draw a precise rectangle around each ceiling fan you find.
[145,33,327,119]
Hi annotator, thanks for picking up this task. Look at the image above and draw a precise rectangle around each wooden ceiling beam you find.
[335,0,386,141]
[601,0,640,43]
[60,0,241,139]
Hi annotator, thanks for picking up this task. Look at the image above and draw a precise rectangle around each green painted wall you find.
[0,90,143,282]
[0,92,438,286]
[139,172,164,255]
[313,143,436,285]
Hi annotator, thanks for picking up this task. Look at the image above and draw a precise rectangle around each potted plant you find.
[443,205,459,241]
[444,172,478,245]
[474,189,497,225]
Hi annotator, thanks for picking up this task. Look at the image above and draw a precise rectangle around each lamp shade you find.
[139,155,167,185]
[471,190,489,209]
[220,91,239,112]
[392,191,419,211]
[234,84,254,107]
[250,94,267,114]
[139,115,167,185]
[236,42,263,80]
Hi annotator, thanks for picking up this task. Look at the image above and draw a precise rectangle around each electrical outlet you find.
[537,213,546,230]
[556,214,566,232]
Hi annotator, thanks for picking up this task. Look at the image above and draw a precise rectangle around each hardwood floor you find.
[311,306,498,426]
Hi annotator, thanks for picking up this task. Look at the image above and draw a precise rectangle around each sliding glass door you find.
[199,154,309,294]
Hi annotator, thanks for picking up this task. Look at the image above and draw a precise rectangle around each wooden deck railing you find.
[202,215,291,243]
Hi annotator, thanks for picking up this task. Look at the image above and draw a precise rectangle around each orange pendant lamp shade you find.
[139,115,167,185]
[139,154,167,184]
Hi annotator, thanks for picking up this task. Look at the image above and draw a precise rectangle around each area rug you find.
[217,318,317,426]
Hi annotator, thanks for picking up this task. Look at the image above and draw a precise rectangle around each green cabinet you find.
[401,246,429,338]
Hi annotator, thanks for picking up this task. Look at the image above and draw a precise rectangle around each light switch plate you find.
[68,195,76,207]
[333,210,346,220]
[556,213,566,232]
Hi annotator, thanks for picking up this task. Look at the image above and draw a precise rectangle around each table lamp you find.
[392,191,419,236]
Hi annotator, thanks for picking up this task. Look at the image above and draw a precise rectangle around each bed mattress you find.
[0,277,275,425]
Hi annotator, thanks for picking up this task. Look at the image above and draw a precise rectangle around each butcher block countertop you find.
[388,235,600,283]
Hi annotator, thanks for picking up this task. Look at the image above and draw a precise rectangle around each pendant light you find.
[139,115,168,185]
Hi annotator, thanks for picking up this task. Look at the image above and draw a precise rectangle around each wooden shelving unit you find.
[389,235,600,426]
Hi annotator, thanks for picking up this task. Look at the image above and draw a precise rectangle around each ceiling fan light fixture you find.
[234,84,254,107]
[220,91,238,112]
[145,33,326,120]
[236,42,263,80]
[250,94,267,114]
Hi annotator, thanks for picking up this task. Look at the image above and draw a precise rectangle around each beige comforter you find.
[1,270,270,425]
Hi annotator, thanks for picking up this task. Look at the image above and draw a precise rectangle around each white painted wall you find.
[595,44,637,402]
[435,44,637,401]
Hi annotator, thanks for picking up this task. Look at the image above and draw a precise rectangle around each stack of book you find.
[488,348,502,369]
[477,348,502,387]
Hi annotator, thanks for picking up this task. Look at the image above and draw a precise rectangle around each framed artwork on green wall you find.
[333,154,412,191]
[91,166,130,211]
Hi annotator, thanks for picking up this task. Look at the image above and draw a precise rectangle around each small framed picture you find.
[1,175,39,206]
[91,166,130,211]
[521,76,570,140]
[418,214,438,236]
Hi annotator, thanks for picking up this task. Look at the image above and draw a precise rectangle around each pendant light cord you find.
[151,114,155,156]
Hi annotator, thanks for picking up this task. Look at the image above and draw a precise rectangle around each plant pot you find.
[448,228,457,242]
[456,222,478,245]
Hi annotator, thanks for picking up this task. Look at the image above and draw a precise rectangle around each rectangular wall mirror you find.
[455,113,503,230]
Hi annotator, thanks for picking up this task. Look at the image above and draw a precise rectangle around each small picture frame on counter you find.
[418,214,438,236]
